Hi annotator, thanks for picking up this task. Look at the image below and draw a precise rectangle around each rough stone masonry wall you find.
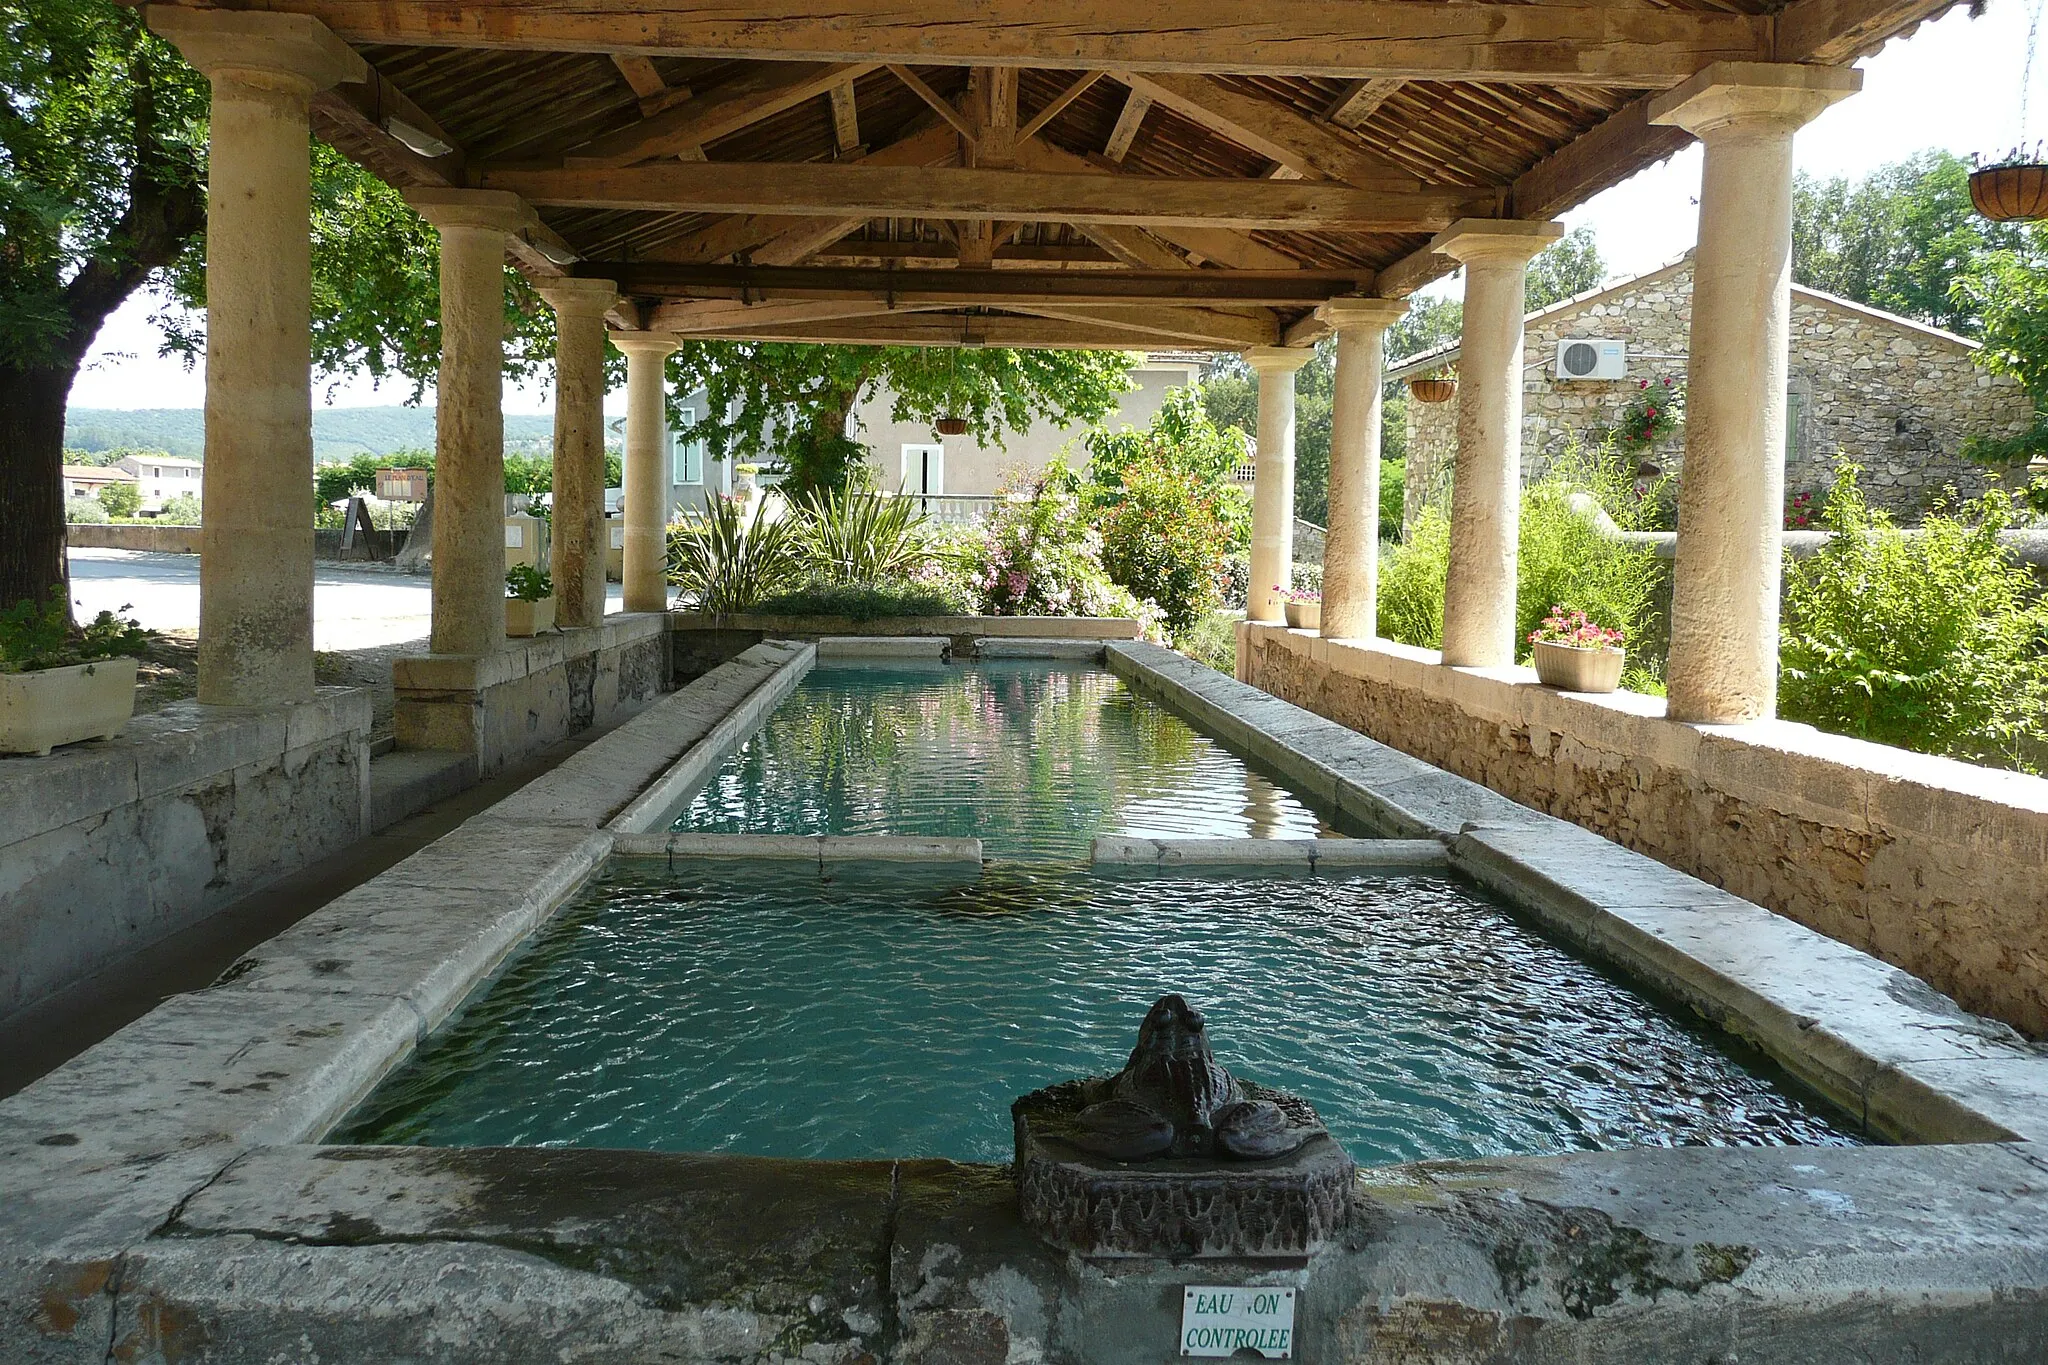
[1403,264,2033,529]
[1241,625,2048,1038]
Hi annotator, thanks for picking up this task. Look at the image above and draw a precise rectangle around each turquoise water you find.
[338,863,1859,1163]
[672,662,1346,859]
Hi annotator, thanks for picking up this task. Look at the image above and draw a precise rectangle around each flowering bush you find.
[1528,605,1625,651]
[1612,376,1683,453]
[1097,461,1231,633]
[1283,586,1321,604]
[958,462,1159,631]
[1785,490,1816,530]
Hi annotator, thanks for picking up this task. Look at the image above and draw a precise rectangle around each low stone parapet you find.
[1237,622,2048,1037]
[393,613,668,775]
[0,687,372,1023]
[65,522,203,554]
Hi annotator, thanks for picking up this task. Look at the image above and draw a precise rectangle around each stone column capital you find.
[1648,62,1861,140]
[1428,219,1565,266]
[147,7,366,94]
[612,330,684,359]
[1315,296,1410,334]
[404,188,537,238]
[537,276,620,319]
[1242,346,1315,375]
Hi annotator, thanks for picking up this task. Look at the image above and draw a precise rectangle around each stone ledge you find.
[670,610,1142,640]
[1089,835,1449,868]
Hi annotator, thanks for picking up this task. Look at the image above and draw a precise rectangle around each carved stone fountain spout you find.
[1011,994,1355,1258]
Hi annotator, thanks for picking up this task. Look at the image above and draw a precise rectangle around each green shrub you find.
[666,496,803,615]
[97,482,141,518]
[1097,461,1232,634]
[158,492,202,524]
[753,579,975,621]
[1379,459,1405,541]
[1177,611,1239,675]
[790,486,934,585]
[66,496,108,524]
[1779,464,2048,767]
[505,562,553,601]
[1374,452,1661,669]
[0,588,152,673]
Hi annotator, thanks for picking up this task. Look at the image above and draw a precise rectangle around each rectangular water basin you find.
[665,659,1358,860]
[336,859,1859,1164]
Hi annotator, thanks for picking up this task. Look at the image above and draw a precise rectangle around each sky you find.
[66,0,2045,415]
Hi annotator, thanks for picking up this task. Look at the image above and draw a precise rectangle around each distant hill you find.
[64,406,560,462]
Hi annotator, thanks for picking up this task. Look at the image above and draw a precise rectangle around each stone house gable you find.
[1390,257,2033,528]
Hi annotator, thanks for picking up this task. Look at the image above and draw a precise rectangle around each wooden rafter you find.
[477,161,1488,231]
[886,64,976,138]
[1001,303,1279,348]
[1104,90,1151,162]
[1326,78,1405,128]
[829,79,860,154]
[592,264,1367,306]
[1018,72,1104,143]
[610,54,692,117]
[1113,71,1417,190]
[568,61,875,166]
[219,0,1772,87]
[691,310,1239,350]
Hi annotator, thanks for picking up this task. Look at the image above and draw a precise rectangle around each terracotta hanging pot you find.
[1408,377,1457,404]
[1970,162,2048,221]
[935,416,969,436]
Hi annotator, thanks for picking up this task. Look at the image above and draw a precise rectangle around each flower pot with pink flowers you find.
[1283,587,1321,632]
[1527,606,1625,693]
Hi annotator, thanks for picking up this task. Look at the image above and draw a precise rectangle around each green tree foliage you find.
[95,479,140,518]
[1083,384,1250,545]
[157,490,200,523]
[1793,151,2017,337]
[1,0,206,609]
[1780,464,2048,768]
[1522,225,1606,312]
[1950,224,2048,485]
[669,343,1138,499]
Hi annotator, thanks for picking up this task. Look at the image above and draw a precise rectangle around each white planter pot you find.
[1531,640,1625,693]
[506,595,556,638]
[1284,600,1321,632]
[0,657,139,757]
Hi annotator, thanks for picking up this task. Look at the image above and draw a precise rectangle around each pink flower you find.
[1006,570,1029,597]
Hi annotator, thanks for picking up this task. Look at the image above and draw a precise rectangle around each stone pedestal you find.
[1013,1079,1355,1258]
[1651,63,1860,724]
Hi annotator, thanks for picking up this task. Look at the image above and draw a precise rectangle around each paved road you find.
[68,549,624,652]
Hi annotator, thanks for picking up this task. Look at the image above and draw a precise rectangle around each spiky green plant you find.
[666,496,803,615]
[790,486,935,585]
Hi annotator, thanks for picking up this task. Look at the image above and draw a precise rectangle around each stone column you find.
[537,278,618,630]
[614,332,682,614]
[405,189,536,657]
[1317,298,1410,641]
[1243,347,1315,623]
[1651,63,1860,723]
[1431,219,1563,668]
[147,11,364,706]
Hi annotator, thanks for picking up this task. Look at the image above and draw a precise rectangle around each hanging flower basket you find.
[1408,377,1457,404]
[1970,161,2048,222]
[935,416,969,436]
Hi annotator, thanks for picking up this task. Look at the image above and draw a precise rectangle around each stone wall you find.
[394,614,670,776]
[65,523,204,555]
[0,688,372,1022]
[1403,262,2034,529]
[1240,624,2048,1038]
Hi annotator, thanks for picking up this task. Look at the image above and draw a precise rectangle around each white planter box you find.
[1284,600,1321,632]
[506,596,556,638]
[1531,640,1625,693]
[0,657,139,756]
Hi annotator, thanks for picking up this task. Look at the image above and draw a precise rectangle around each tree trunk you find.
[0,362,79,615]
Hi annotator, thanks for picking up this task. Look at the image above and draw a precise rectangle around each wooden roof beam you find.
[475,161,1491,231]
[997,303,1280,348]
[686,311,1209,350]
[1113,71,1418,191]
[829,79,860,155]
[1326,78,1405,129]
[611,55,693,117]
[887,64,976,139]
[1104,90,1151,162]
[592,263,1367,306]
[225,0,1771,87]
[1018,72,1105,143]
[568,61,876,167]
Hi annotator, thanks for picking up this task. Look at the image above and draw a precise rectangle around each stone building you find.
[1388,256,2034,528]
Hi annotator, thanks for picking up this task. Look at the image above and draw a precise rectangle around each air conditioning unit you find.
[1556,338,1627,380]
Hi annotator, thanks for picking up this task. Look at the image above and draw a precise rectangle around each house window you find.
[900,443,944,496]
[672,407,704,485]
